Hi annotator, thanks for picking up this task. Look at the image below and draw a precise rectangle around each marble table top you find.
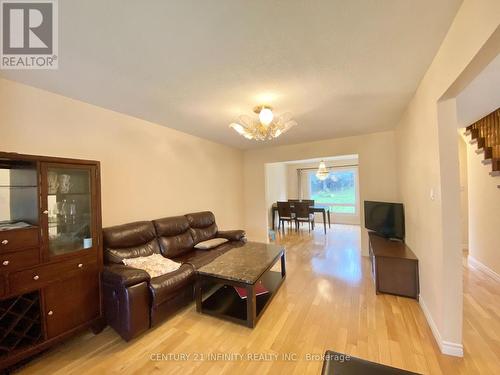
[197,241,285,284]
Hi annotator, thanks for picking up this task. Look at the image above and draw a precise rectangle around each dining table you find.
[271,203,331,234]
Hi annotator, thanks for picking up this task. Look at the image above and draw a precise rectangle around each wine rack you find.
[0,291,42,358]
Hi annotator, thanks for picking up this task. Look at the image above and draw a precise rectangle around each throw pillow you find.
[194,237,228,250]
[122,253,181,278]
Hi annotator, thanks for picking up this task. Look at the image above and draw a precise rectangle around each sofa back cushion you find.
[153,216,195,258]
[185,211,218,244]
[103,221,160,264]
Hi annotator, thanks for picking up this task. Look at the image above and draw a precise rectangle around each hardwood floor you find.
[15,225,500,374]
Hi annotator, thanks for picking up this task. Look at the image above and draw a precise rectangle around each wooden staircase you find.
[464,108,500,188]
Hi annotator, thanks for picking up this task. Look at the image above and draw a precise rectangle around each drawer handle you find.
[47,310,53,316]
[78,263,83,268]
[33,275,40,280]
[42,210,49,215]
[1,240,8,245]
[2,260,9,266]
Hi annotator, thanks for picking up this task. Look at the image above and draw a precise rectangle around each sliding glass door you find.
[304,166,360,224]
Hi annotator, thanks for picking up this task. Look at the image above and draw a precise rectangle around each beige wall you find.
[467,140,500,275]
[0,78,244,229]
[395,0,500,354]
[243,130,399,254]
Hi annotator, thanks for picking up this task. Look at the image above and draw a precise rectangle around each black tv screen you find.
[364,201,405,240]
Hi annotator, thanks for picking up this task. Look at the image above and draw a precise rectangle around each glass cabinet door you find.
[43,165,95,257]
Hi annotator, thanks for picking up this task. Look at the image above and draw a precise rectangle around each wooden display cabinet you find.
[0,152,104,370]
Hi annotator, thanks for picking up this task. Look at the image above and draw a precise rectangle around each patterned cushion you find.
[122,253,181,278]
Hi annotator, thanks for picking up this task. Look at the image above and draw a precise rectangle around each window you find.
[308,168,358,214]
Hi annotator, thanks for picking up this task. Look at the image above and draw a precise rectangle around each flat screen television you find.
[364,201,405,240]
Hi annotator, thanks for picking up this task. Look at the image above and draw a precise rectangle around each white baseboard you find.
[419,297,464,357]
[468,256,500,283]
[440,340,465,357]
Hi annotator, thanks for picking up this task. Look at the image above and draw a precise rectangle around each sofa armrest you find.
[102,264,151,288]
[217,230,247,242]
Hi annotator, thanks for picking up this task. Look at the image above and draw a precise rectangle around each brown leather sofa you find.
[101,211,246,341]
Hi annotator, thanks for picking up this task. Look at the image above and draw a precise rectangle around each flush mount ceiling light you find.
[229,105,297,141]
[316,160,330,181]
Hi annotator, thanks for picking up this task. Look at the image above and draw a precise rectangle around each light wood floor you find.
[16,225,500,374]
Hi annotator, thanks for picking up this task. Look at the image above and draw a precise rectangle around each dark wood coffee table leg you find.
[327,210,331,228]
[246,284,256,328]
[195,279,202,313]
[323,210,327,234]
[281,252,286,278]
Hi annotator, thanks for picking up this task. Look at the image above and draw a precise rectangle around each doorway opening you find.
[264,154,360,241]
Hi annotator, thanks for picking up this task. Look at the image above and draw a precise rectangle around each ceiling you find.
[457,54,500,128]
[281,154,359,165]
[1,0,463,149]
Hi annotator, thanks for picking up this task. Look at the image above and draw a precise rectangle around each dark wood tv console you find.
[368,232,419,300]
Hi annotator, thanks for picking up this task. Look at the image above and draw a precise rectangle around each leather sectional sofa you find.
[101,211,246,341]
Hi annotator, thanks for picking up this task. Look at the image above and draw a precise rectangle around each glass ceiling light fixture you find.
[259,106,274,125]
[316,160,330,181]
[229,105,297,141]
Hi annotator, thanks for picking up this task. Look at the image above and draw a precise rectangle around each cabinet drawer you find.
[9,254,97,295]
[0,248,40,274]
[0,276,5,297]
[0,228,39,253]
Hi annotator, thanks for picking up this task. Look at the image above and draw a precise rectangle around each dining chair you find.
[294,201,315,232]
[277,201,295,232]
[299,200,315,229]
[302,199,315,206]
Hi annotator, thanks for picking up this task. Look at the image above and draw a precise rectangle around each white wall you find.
[243,130,399,255]
[395,0,500,356]
[264,163,288,227]
[0,79,245,229]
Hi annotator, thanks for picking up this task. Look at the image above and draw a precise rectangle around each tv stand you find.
[368,232,419,300]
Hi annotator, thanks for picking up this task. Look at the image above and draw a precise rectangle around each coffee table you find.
[195,242,286,328]
[321,351,421,375]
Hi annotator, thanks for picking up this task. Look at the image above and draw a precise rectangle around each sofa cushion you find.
[149,264,195,306]
[103,221,160,264]
[194,237,228,250]
[185,211,218,244]
[153,216,195,258]
[122,253,181,278]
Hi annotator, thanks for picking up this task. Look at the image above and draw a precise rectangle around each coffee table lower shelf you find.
[197,270,285,328]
